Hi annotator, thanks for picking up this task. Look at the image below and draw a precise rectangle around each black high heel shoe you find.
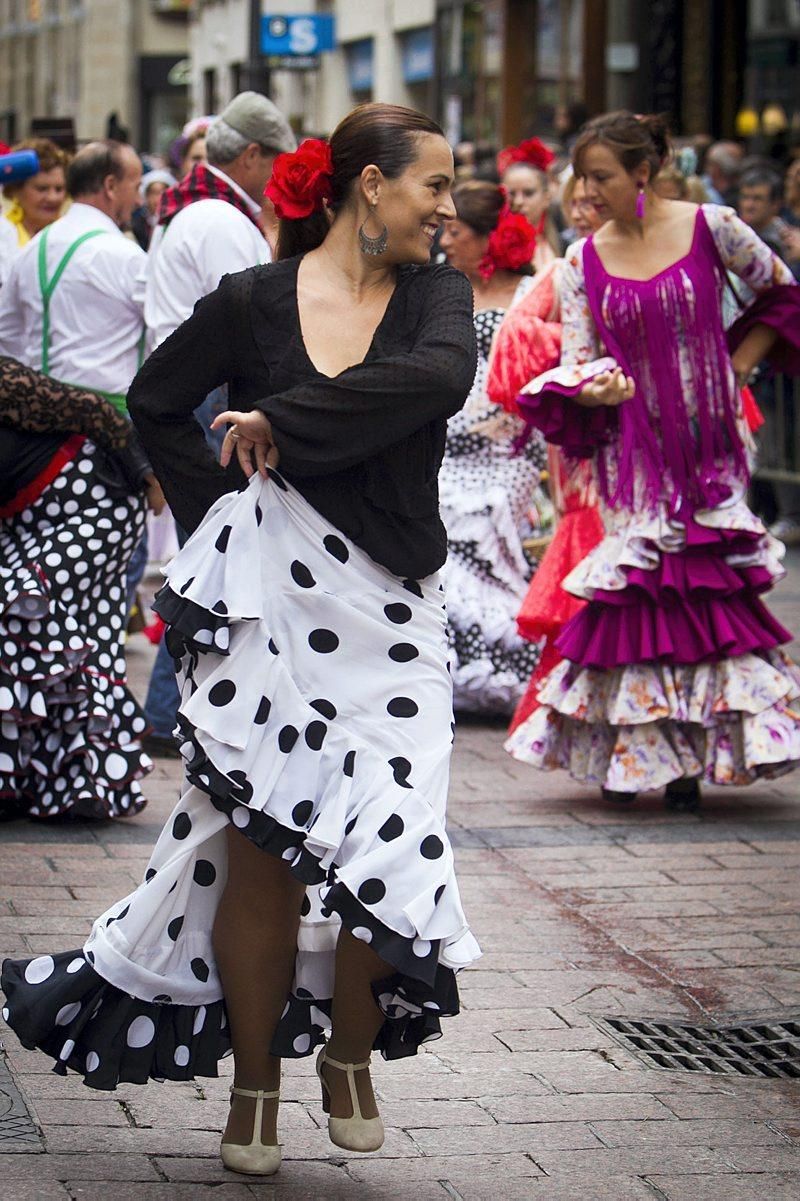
[602,788,637,804]
[664,777,702,812]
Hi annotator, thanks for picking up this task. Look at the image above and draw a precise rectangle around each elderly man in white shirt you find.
[0,140,146,402]
[145,91,295,349]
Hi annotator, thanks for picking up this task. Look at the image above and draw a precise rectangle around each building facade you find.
[0,0,190,151]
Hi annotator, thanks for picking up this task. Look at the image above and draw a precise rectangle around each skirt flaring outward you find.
[0,442,150,818]
[506,491,800,790]
[1,469,480,1090]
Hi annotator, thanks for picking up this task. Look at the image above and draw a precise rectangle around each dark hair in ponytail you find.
[451,180,505,236]
[276,102,444,260]
[572,110,671,181]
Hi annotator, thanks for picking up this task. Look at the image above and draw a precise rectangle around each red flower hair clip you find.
[266,138,333,220]
[497,137,556,177]
[478,206,537,280]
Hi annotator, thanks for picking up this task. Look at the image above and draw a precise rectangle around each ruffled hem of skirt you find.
[0,561,150,819]
[505,649,800,790]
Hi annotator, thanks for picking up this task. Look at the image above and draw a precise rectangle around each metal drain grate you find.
[594,1014,800,1079]
[0,1051,42,1149]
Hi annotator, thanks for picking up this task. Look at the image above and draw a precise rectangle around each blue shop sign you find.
[260,14,336,56]
[402,27,434,84]
[346,39,374,92]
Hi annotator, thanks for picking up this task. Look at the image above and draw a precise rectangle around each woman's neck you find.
[470,269,520,309]
[313,216,396,300]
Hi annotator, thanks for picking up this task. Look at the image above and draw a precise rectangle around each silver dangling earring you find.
[358,203,388,256]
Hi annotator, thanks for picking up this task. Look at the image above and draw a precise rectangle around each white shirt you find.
[0,214,19,289]
[0,202,146,395]
[145,164,271,349]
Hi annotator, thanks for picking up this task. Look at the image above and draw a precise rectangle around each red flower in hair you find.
[266,138,333,220]
[479,206,537,280]
[497,137,556,177]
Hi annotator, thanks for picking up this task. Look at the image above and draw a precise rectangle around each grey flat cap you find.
[217,91,296,154]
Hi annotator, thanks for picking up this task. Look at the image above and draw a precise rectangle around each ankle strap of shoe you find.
[230,1085,280,1099]
[323,1053,371,1072]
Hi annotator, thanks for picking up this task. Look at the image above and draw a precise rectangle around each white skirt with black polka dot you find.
[1,468,480,1089]
[0,440,150,819]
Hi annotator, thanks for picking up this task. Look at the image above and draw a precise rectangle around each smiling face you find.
[578,143,645,222]
[16,167,66,234]
[369,133,456,265]
[503,163,550,225]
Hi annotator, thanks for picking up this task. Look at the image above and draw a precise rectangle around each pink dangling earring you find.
[636,184,645,220]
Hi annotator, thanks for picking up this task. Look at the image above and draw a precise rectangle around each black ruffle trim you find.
[152,584,232,657]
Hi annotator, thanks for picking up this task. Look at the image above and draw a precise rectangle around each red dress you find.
[486,263,604,732]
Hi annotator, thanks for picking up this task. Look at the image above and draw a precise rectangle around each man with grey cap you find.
[144,91,295,350]
[141,91,294,756]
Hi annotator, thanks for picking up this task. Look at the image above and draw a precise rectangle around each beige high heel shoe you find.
[219,1085,281,1175]
[316,1046,385,1152]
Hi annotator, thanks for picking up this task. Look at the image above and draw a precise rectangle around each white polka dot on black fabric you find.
[384,603,412,625]
[357,878,386,905]
[323,534,349,563]
[290,561,316,588]
[308,628,339,653]
[208,680,236,707]
[193,860,216,887]
[387,697,418,718]
[126,1015,155,1048]
[278,725,299,753]
[215,526,232,553]
[254,696,271,724]
[420,835,444,860]
[172,813,192,840]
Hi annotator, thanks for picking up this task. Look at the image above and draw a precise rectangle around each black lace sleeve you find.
[0,356,131,452]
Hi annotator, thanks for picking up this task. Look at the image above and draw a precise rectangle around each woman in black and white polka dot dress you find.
[439,182,546,714]
[1,106,481,1174]
[0,357,153,819]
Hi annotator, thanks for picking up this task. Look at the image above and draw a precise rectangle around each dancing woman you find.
[0,356,154,818]
[2,104,480,1175]
[437,181,544,714]
[505,111,800,806]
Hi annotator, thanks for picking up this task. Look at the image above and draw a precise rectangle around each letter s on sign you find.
[289,18,318,55]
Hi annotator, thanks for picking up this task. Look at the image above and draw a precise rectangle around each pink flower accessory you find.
[478,206,537,280]
[265,138,334,220]
[497,137,556,177]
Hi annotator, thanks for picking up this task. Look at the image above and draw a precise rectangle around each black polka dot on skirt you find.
[304,721,327,751]
[145,869,156,882]
[167,916,184,941]
[290,561,316,589]
[215,526,232,553]
[208,680,236,707]
[384,603,412,625]
[310,698,337,720]
[267,468,288,491]
[389,756,412,787]
[292,799,313,825]
[420,835,444,860]
[434,884,445,904]
[323,534,349,563]
[255,504,263,525]
[358,878,386,905]
[378,814,404,841]
[278,725,299,753]
[387,697,418,719]
[172,813,192,840]
[402,579,424,599]
[254,696,271,724]
[345,816,357,835]
[268,638,280,656]
[300,894,311,917]
[388,642,419,662]
[343,750,356,777]
[193,860,216,887]
[179,577,195,595]
[212,600,228,614]
[191,957,210,982]
[308,629,339,654]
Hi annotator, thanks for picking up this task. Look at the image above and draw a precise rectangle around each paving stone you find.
[0,1154,159,1181]
[456,1175,655,1200]
[407,1120,602,1155]
[0,1186,71,1200]
[68,1187,255,1200]
[648,1172,800,1200]
[590,1117,788,1148]
[482,1093,672,1124]
[343,1152,545,1185]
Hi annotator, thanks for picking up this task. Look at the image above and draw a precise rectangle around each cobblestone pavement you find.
[2,559,800,1199]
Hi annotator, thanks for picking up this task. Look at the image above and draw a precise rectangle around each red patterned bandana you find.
[157,163,264,233]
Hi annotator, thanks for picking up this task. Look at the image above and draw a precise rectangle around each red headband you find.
[497,137,555,177]
[266,138,333,220]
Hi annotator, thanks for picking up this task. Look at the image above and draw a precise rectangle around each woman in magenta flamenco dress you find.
[505,112,800,808]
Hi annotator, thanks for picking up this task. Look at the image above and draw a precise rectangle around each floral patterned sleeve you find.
[512,243,618,457]
[0,356,131,451]
[703,204,795,291]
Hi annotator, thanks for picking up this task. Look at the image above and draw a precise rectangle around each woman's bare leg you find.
[212,826,306,1144]
[323,927,393,1119]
